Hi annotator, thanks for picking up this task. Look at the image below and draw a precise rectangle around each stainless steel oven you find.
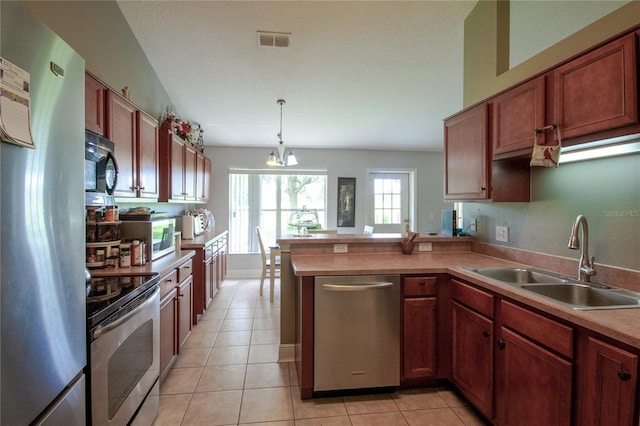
[88,276,160,426]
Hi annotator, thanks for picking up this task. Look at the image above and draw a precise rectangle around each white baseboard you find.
[279,344,295,362]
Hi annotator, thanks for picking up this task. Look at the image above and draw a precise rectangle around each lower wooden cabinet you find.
[496,326,572,426]
[402,277,438,381]
[177,275,193,350]
[451,300,494,419]
[159,287,177,382]
[187,231,228,324]
[496,300,573,426]
[577,336,638,426]
[159,257,193,383]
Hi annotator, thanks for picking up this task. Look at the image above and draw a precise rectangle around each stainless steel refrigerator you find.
[1,2,87,424]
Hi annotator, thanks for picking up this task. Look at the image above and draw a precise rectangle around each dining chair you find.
[256,226,280,302]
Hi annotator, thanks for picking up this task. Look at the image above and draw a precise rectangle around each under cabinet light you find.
[559,135,640,163]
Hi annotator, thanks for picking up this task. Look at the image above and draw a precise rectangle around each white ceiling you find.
[117,1,478,152]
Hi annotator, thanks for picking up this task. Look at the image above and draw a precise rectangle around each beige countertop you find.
[278,233,471,244]
[180,229,228,249]
[290,251,640,350]
[89,249,195,278]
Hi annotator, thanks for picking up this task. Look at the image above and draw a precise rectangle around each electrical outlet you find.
[496,226,509,242]
[333,244,348,253]
[418,242,432,252]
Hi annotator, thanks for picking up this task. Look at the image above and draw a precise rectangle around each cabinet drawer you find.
[159,270,178,298]
[178,259,193,282]
[501,300,573,358]
[451,279,494,318]
[404,277,437,297]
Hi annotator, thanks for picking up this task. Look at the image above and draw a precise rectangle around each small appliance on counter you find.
[181,209,214,240]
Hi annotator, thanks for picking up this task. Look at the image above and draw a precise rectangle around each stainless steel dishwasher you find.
[314,275,400,392]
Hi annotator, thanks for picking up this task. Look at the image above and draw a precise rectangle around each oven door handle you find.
[93,286,159,340]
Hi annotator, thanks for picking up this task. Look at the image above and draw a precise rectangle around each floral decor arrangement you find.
[160,106,205,152]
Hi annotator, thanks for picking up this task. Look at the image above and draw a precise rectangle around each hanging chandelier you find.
[266,99,298,166]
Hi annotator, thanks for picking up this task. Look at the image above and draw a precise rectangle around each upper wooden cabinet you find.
[85,73,106,136]
[196,152,211,203]
[105,90,138,198]
[444,103,490,200]
[492,76,546,159]
[105,90,159,200]
[159,122,209,203]
[553,33,638,141]
[184,144,197,201]
[136,111,159,199]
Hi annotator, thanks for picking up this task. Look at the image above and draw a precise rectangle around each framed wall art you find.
[337,177,355,227]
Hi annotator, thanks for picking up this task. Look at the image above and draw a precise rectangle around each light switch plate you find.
[418,242,432,252]
[333,244,348,253]
[496,226,509,242]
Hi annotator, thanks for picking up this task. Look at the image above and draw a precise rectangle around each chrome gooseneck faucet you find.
[567,215,596,282]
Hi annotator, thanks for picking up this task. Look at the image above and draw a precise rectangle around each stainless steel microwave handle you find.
[322,282,394,292]
[93,286,159,339]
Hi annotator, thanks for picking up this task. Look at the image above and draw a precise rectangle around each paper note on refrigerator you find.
[0,56,35,148]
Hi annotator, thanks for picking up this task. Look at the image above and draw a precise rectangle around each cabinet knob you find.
[483,330,490,338]
[618,370,632,381]
[419,281,425,286]
[480,186,487,191]
[497,339,506,349]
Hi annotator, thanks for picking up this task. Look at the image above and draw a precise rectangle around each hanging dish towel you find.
[531,124,561,168]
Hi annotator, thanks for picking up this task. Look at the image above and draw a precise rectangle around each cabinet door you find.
[581,337,638,426]
[170,136,186,200]
[492,76,545,158]
[184,145,197,201]
[85,74,106,135]
[403,297,436,379]
[177,276,193,350]
[106,90,137,198]
[195,152,205,203]
[160,290,177,382]
[136,111,159,199]
[210,251,219,300]
[204,255,213,309]
[554,34,637,140]
[203,156,211,202]
[216,244,226,287]
[444,103,490,200]
[451,301,493,419]
[496,327,572,426]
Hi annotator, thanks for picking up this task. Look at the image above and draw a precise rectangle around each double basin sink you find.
[465,267,640,310]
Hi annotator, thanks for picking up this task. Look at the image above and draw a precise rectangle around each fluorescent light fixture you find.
[559,134,640,163]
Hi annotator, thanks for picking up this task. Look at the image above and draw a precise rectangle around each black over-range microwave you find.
[85,131,118,205]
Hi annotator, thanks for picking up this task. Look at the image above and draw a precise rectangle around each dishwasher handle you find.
[322,282,394,292]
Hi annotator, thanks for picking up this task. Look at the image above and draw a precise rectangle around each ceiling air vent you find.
[257,31,291,48]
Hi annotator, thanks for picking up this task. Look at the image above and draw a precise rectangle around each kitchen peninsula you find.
[280,234,640,425]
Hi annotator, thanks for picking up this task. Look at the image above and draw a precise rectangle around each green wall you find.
[462,0,640,271]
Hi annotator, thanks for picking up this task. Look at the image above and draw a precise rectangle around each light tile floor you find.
[153,279,489,426]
